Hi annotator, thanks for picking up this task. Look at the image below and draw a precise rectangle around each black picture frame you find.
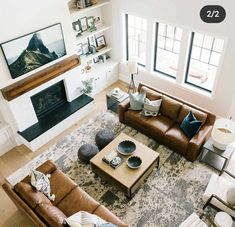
[72,21,82,32]
[88,36,96,47]
[96,35,106,49]
[0,23,66,79]
[79,17,88,32]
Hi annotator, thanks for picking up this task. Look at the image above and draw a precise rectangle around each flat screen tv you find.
[1,23,66,79]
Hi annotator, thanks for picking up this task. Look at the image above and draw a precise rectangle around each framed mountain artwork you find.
[0,23,66,79]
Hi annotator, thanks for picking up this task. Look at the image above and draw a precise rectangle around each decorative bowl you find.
[117,140,136,156]
[127,156,142,169]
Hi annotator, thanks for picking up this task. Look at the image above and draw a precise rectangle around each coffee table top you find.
[90,132,159,188]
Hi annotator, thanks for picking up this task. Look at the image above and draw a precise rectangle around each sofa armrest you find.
[118,98,130,123]
[186,124,213,161]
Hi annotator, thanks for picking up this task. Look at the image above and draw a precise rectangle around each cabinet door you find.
[0,128,15,156]
[106,65,118,84]
[94,73,107,94]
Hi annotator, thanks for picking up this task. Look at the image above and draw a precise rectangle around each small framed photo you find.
[88,36,96,47]
[76,43,83,55]
[87,16,95,28]
[96,35,106,49]
[94,16,102,26]
[79,17,88,32]
[93,56,99,63]
[82,43,89,55]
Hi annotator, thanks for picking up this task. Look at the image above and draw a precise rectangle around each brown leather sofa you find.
[119,83,216,162]
[2,160,127,227]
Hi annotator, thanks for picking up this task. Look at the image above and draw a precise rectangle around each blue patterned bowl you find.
[117,140,136,156]
[127,156,142,169]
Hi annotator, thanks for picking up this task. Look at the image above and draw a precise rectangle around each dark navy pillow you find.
[180,111,202,139]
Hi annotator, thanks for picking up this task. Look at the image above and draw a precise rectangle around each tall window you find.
[154,23,183,78]
[185,32,224,92]
[126,14,147,66]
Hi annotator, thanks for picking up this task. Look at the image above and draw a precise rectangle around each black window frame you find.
[153,22,181,79]
[125,14,146,67]
[184,32,223,93]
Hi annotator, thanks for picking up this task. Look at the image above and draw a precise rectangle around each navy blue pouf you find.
[95,129,115,150]
[78,144,99,164]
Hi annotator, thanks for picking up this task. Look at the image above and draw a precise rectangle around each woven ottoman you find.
[78,144,99,164]
[95,129,115,150]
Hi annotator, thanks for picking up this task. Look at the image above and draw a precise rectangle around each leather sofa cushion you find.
[93,205,128,227]
[57,186,100,217]
[50,169,77,206]
[35,203,67,227]
[14,182,51,209]
[160,96,182,121]
[164,124,189,154]
[140,86,162,100]
[125,110,148,127]
[145,115,174,138]
[177,105,208,126]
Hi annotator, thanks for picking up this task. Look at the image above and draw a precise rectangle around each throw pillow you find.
[180,111,202,139]
[65,211,117,227]
[141,98,162,116]
[129,92,146,111]
[227,185,235,206]
[30,170,55,201]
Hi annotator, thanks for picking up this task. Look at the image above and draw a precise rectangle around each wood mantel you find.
[1,55,80,101]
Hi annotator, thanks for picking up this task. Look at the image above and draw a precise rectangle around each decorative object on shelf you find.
[84,0,92,7]
[88,35,97,47]
[87,16,97,32]
[211,118,235,150]
[76,43,83,55]
[82,43,89,55]
[127,156,142,169]
[76,0,86,9]
[0,23,66,79]
[80,78,93,94]
[72,20,82,37]
[89,45,96,54]
[94,16,101,26]
[85,63,92,73]
[117,140,136,156]
[93,56,99,63]
[128,56,138,93]
[79,17,88,32]
[96,35,106,50]
[98,54,106,63]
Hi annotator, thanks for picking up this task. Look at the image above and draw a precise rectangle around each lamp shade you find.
[211,118,235,150]
[128,57,138,74]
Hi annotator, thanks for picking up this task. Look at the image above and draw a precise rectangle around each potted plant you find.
[80,78,94,95]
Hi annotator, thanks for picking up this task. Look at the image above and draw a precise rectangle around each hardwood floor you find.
[0,80,128,227]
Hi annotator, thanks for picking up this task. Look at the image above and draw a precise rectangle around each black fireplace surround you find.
[18,80,93,142]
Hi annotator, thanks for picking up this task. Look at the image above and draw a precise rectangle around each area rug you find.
[7,111,216,227]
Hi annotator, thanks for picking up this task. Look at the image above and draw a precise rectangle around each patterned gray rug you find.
[7,111,216,227]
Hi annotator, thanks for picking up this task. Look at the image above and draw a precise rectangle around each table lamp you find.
[211,118,235,150]
[128,57,138,93]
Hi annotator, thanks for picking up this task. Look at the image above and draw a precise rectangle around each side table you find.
[106,91,129,113]
[200,137,234,172]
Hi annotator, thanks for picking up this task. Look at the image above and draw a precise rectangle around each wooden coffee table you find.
[90,132,160,198]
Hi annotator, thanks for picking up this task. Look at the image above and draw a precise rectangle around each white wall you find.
[111,0,235,117]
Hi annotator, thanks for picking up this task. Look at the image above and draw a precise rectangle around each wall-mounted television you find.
[0,23,66,79]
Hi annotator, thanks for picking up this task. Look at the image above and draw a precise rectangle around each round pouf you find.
[78,144,99,164]
[95,129,115,150]
[214,212,233,227]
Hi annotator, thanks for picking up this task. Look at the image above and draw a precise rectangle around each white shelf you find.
[80,46,112,63]
[75,24,111,43]
[70,0,110,18]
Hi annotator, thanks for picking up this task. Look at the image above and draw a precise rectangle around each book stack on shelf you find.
[110,88,128,101]
[102,150,124,169]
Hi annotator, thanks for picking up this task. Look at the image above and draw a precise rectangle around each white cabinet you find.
[0,121,15,156]
[106,64,118,84]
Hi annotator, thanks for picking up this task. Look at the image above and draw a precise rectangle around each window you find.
[185,32,224,92]
[154,23,183,78]
[126,14,147,66]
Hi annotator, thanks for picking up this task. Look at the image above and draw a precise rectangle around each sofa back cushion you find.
[14,182,51,209]
[177,104,208,126]
[140,86,162,100]
[160,96,182,121]
[35,203,67,227]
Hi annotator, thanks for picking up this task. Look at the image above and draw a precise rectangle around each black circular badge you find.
[200,5,226,23]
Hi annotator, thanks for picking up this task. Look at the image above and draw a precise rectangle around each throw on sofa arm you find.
[186,124,213,162]
[118,98,130,123]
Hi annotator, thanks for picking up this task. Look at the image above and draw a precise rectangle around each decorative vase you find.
[91,0,98,5]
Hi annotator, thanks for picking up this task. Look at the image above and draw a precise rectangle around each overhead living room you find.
[1,0,235,226]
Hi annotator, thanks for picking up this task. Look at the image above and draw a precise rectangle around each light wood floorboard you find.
[0,80,128,227]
